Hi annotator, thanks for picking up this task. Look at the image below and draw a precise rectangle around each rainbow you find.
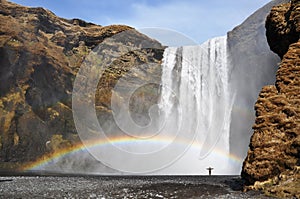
[22,136,243,172]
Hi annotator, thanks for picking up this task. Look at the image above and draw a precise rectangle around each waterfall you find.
[43,35,238,175]
[34,1,281,175]
[159,36,235,174]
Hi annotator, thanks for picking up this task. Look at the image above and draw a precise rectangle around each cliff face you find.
[0,0,163,169]
[227,0,288,163]
[266,1,300,58]
[242,0,300,198]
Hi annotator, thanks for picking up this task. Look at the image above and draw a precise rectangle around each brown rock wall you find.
[242,0,300,197]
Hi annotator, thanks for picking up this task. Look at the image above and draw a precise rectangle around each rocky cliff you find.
[242,0,300,198]
[0,0,163,170]
[227,0,289,164]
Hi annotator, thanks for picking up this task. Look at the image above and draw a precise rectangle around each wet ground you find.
[0,175,275,199]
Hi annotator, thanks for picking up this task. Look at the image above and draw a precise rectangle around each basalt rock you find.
[242,0,300,198]
[266,0,300,58]
[0,0,163,170]
[227,0,288,162]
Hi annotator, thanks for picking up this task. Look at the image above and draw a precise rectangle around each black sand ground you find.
[0,175,275,199]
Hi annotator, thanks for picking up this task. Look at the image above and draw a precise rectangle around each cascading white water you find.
[159,36,236,174]
[39,35,238,175]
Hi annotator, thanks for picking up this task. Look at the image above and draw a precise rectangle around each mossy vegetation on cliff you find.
[242,0,300,198]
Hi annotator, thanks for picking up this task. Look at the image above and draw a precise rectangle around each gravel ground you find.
[0,175,275,199]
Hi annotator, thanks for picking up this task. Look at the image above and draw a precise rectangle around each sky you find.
[9,0,272,44]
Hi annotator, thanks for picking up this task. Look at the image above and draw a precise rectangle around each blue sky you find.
[10,0,271,44]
